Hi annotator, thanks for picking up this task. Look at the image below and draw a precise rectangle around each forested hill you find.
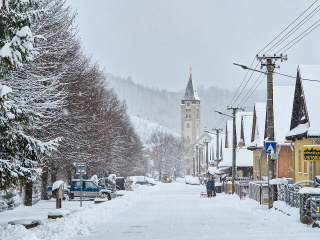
[107,74,266,135]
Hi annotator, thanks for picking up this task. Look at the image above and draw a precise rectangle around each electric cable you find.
[277,20,320,53]
[258,0,319,54]
[267,4,320,53]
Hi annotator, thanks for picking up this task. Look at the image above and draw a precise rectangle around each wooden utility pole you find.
[213,128,223,167]
[203,139,211,172]
[227,107,244,194]
[257,54,287,208]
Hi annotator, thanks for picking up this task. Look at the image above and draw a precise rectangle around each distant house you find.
[248,85,294,182]
[219,111,253,179]
[286,65,320,183]
[273,86,295,181]
[248,102,267,180]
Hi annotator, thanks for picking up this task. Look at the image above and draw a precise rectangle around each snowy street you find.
[1,179,320,240]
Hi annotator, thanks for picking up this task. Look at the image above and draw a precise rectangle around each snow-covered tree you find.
[0,0,45,76]
[0,86,59,191]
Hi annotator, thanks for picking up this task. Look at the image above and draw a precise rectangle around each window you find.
[298,150,302,173]
[187,136,189,140]
[187,123,190,128]
[85,181,96,189]
[304,158,308,174]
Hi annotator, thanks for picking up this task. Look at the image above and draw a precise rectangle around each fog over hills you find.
[107,74,266,138]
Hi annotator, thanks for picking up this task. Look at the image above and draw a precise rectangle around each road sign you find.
[76,163,87,174]
[265,141,276,154]
[303,145,320,161]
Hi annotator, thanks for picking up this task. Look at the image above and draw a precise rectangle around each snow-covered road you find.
[1,179,319,240]
[73,179,319,240]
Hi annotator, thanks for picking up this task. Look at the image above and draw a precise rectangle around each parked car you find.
[189,177,200,185]
[116,177,126,190]
[185,175,192,184]
[98,177,126,190]
[146,177,156,186]
[49,179,116,200]
[130,176,148,185]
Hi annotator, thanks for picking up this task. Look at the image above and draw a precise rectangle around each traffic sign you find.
[265,141,276,154]
[76,163,87,174]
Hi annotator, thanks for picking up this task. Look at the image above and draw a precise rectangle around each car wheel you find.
[99,192,111,200]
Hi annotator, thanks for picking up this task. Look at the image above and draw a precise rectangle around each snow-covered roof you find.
[219,147,253,167]
[220,115,253,167]
[299,65,320,136]
[249,102,266,149]
[286,65,320,138]
[239,112,253,147]
[274,86,294,143]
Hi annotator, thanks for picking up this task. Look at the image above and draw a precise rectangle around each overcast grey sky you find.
[66,0,319,92]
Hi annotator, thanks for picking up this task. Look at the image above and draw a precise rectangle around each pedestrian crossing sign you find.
[265,141,276,154]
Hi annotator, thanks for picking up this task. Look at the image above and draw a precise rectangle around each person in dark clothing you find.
[206,179,214,197]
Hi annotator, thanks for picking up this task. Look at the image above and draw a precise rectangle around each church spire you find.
[182,67,200,103]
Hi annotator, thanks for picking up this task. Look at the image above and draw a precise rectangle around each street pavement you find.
[72,179,319,240]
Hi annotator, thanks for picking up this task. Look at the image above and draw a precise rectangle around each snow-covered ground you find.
[0,179,319,240]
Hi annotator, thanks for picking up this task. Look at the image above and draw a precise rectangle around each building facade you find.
[180,67,201,176]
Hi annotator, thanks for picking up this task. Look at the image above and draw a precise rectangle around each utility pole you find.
[257,53,287,208]
[203,139,211,172]
[213,128,223,167]
[227,106,244,194]
[195,145,199,176]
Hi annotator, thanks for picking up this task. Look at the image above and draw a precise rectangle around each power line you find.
[278,19,320,53]
[266,4,320,53]
[258,0,319,54]
[230,62,260,107]
[238,73,265,107]
[273,71,320,82]
[227,58,257,107]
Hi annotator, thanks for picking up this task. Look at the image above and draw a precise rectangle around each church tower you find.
[181,67,201,144]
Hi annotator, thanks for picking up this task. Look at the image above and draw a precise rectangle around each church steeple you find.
[182,66,200,104]
[180,67,201,176]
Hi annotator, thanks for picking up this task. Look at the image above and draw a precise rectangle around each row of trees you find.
[0,0,146,204]
[146,129,189,180]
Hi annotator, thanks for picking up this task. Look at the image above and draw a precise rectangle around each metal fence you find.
[248,181,269,205]
[277,183,300,208]
[234,181,249,199]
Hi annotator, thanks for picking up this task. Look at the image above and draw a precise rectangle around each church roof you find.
[183,73,200,102]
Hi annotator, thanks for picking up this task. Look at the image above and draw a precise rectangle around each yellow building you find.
[286,65,320,183]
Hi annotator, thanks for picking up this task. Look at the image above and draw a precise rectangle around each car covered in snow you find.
[189,177,200,185]
[146,177,156,186]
